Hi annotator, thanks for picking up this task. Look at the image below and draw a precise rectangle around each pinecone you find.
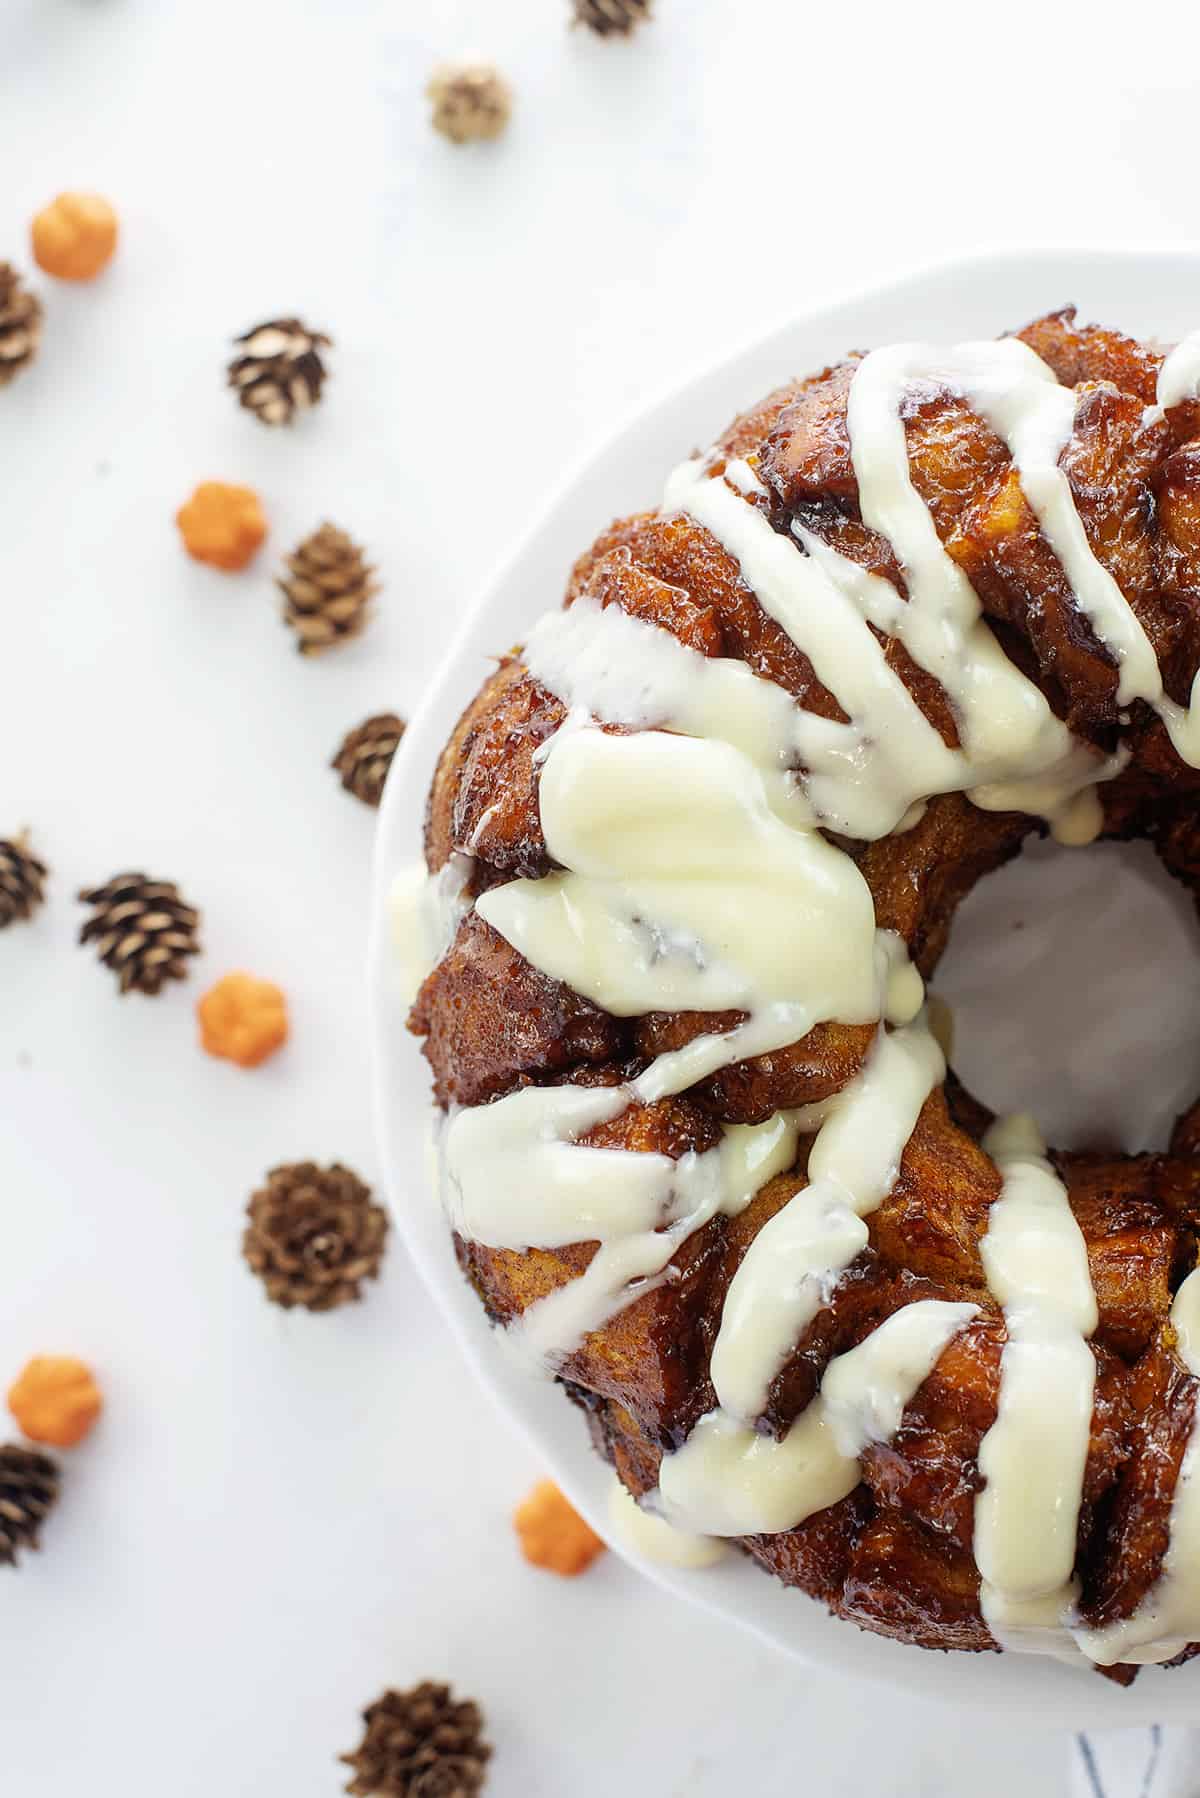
[0,264,43,388]
[278,524,378,655]
[77,873,201,995]
[228,318,331,426]
[571,0,653,35]
[243,1162,388,1312]
[341,1683,491,1797]
[332,713,406,808]
[0,832,48,927]
[0,1443,60,1566]
[427,64,512,144]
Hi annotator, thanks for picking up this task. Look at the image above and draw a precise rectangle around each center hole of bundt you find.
[931,837,1200,1153]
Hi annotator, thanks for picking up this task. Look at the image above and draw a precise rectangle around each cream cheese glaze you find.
[974,1114,1098,1646]
[606,1476,729,1568]
[407,323,1200,1667]
[658,1298,977,1536]
[710,1022,944,1424]
[664,454,1119,843]
[444,1092,804,1367]
[1156,327,1200,412]
[478,728,878,1024]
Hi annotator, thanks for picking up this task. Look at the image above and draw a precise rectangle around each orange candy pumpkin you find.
[31,192,119,281]
[513,1479,606,1577]
[176,482,267,571]
[197,972,289,1068]
[8,1356,103,1448]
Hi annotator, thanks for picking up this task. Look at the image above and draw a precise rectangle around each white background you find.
[2,1,1198,1793]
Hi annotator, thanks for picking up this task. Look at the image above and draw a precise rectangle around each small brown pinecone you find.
[0,264,43,388]
[571,0,652,34]
[278,523,378,655]
[0,1443,60,1566]
[77,873,201,995]
[243,1162,388,1312]
[427,64,512,144]
[332,713,406,808]
[0,832,48,927]
[228,318,331,426]
[341,1683,491,1798]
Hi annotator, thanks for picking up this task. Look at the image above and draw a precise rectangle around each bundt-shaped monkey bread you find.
[407,309,1200,1683]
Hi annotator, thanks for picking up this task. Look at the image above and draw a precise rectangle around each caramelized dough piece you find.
[840,1514,995,1653]
[570,510,848,719]
[582,542,727,656]
[1015,307,1162,406]
[764,372,1011,566]
[634,1012,876,1124]
[744,1488,873,1609]
[1057,1154,1182,1358]
[1059,385,1182,698]
[948,464,1123,728]
[864,1323,1132,1560]
[434,665,562,879]
[870,1088,999,1286]
[715,378,813,468]
[1152,443,1200,705]
[1079,1331,1199,1630]
[456,1092,727,1445]
[761,360,860,508]
[1059,386,1164,617]
[410,911,624,1108]
[874,1098,1179,1351]
[425,658,528,874]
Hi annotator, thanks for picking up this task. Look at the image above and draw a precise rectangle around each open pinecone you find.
[77,873,201,995]
[0,264,42,387]
[0,832,48,927]
[228,318,331,426]
[0,1443,60,1566]
[332,713,406,808]
[243,1162,388,1312]
[571,0,652,34]
[278,523,378,655]
[427,64,512,143]
[341,1683,491,1797]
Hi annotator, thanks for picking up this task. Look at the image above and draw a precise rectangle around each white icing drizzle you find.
[710,1021,943,1423]
[407,318,1200,1665]
[850,342,1157,707]
[1157,329,1200,411]
[664,455,1119,843]
[974,1114,1097,1648]
[522,596,811,818]
[606,1476,728,1568]
[658,1300,976,1536]
[1075,1269,1200,1666]
[851,339,1200,769]
[478,727,877,1025]
[390,865,439,1009]
[390,855,471,1008]
[442,1097,803,1370]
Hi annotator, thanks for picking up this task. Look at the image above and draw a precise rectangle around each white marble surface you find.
[2,1,1197,1792]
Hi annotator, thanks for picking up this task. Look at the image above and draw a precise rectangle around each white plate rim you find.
[369,245,1200,1723]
